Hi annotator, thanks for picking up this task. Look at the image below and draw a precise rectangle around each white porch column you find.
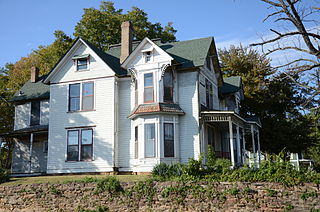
[236,125,241,165]
[29,133,34,173]
[228,118,235,167]
[251,125,256,168]
[257,129,261,167]
[242,128,246,164]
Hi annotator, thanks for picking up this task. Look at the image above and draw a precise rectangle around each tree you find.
[219,45,312,153]
[251,0,320,108]
[74,1,177,51]
[0,64,15,169]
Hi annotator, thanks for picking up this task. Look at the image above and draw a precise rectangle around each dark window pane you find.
[144,87,153,102]
[67,145,79,161]
[70,84,80,97]
[30,101,40,126]
[164,71,173,102]
[164,123,174,157]
[70,97,80,111]
[77,58,88,70]
[83,82,93,96]
[82,96,94,110]
[81,129,92,145]
[135,126,138,159]
[81,145,92,160]
[144,73,153,87]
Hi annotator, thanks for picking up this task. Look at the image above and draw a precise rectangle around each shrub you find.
[95,176,123,194]
[0,168,9,184]
[183,155,205,177]
[152,163,184,179]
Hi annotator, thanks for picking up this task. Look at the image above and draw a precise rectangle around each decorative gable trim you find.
[121,37,173,69]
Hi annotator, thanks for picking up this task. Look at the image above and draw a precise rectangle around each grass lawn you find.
[1,174,150,186]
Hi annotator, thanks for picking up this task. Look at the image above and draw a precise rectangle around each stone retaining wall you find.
[0,182,319,211]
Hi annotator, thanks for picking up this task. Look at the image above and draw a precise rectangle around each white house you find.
[6,22,261,175]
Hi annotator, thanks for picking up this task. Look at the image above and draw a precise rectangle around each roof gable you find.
[121,37,173,69]
[44,38,124,84]
[220,76,242,94]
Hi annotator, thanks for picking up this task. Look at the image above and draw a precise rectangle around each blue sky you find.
[0,0,273,68]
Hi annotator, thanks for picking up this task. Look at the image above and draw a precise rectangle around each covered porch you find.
[200,111,261,167]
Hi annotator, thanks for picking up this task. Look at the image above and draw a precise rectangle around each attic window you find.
[142,47,153,63]
[72,54,90,71]
[144,51,152,63]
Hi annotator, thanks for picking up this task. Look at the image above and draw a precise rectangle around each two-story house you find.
[5,21,261,175]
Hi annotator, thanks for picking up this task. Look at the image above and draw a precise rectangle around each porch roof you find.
[201,111,261,128]
[0,125,48,137]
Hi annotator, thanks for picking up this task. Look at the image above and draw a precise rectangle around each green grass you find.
[0,174,150,186]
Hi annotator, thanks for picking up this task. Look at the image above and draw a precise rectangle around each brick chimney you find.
[120,21,133,64]
[30,67,39,83]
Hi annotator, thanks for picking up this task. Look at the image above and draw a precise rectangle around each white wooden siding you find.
[47,77,115,173]
[14,103,30,130]
[117,79,132,168]
[178,71,200,163]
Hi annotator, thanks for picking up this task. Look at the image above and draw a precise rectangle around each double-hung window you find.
[69,82,94,111]
[30,101,40,126]
[144,73,154,103]
[164,123,174,157]
[205,79,213,110]
[145,123,155,157]
[163,70,173,102]
[67,129,93,161]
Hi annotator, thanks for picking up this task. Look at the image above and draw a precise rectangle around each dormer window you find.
[72,54,90,71]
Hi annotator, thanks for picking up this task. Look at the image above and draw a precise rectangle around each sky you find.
[0,0,276,68]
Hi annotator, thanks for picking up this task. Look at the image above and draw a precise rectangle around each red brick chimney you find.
[30,67,39,83]
[120,21,133,64]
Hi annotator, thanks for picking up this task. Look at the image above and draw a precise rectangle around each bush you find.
[0,168,9,184]
[152,163,184,179]
[95,176,123,194]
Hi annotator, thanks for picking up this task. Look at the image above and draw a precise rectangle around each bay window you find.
[144,73,154,103]
[67,129,93,161]
[134,126,139,159]
[145,123,155,157]
[164,123,174,157]
[163,70,173,102]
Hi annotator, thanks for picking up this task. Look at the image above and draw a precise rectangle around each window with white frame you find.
[134,80,138,106]
[77,58,88,70]
[144,73,154,103]
[67,128,93,161]
[69,82,94,111]
[205,79,213,109]
[145,123,155,157]
[164,123,174,157]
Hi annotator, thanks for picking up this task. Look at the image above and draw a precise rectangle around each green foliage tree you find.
[219,45,312,153]
[74,1,176,51]
[0,64,15,169]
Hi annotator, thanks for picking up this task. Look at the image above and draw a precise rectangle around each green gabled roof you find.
[107,37,213,71]
[11,75,50,102]
[220,76,242,94]
[159,37,213,69]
